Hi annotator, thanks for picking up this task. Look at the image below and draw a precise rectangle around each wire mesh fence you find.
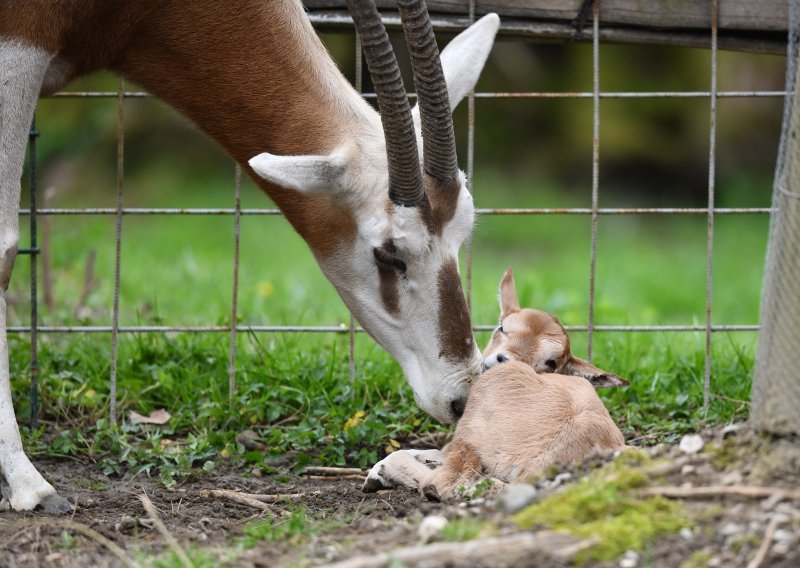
[15,2,786,426]
[753,0,800,435]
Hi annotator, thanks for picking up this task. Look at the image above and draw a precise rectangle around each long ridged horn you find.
[346,0,426,206]
[396,0,458,181]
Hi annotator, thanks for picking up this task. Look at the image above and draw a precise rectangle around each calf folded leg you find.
[421,439,483,500]
[0,40,70,512]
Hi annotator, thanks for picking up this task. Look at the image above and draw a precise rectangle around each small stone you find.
[719,522,743,537]
[721,424,740,438]
[554,473,573,486]
[720,470,743,485]
[772,529,795,543]
[418,515,448,543]
[680,482,694,489]
[680,527,694,541]
[708,556,722,567]
[251,468,262,478]
[680,465,696,475]
[497,483,537,515]
[619,550,639,568]
[679,434,705,455]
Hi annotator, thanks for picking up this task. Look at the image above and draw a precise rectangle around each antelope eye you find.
[495,323,505,334]
[544,359,557,371]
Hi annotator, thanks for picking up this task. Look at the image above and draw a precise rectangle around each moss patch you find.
[513,458,691,563]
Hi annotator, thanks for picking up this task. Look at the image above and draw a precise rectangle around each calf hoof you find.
[422,484,441,502]
[38,494,74,514]
[361,476,385,493]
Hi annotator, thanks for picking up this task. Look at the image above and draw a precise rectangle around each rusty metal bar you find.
[465,0,476,314]
[15,206,774,217]
[5,324,760,334]
[704,0,720,412]
[46,90,787,100]
[27,117,39,428]
[348,30,364,389]
[228,164,242,402]
[587,0,601,361]
[108,80,125,424]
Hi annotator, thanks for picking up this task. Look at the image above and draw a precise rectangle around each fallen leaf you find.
[128,409,171,425]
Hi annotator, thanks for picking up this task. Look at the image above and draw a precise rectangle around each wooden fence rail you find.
[306,0,789,54]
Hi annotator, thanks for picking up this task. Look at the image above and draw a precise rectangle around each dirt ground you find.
[1,424,799,567]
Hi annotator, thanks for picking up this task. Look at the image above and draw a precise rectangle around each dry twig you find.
[318,531,596,568]
[221,490,318,503]
[639,485,800,500]
[204,489,273,511]
[74,249,98,319]
[307,475,365,481]
[140,493,192,568]
[746,516,782,568]
[302,466,366,476]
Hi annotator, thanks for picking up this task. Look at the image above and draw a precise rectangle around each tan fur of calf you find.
[363,268,628,500]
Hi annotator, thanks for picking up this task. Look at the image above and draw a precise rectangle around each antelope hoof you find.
[422,484,441,502]
[362,464,393,493]
[38,493,74,514]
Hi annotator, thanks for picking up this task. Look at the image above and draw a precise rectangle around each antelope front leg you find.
[362,449,444,493]
[0,41,70,513]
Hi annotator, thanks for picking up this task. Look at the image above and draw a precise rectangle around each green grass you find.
[8,164,765,482]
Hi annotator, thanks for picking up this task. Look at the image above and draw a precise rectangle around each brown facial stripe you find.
[419,175,462,236]
[437,258,475,363]
[375,240,401,316]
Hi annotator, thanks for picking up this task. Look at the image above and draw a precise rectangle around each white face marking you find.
[316,162,482,423]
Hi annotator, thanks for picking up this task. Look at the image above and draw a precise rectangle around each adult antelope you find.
[0,0,499,511]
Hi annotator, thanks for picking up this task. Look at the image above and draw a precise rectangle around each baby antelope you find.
[363,268,629,500]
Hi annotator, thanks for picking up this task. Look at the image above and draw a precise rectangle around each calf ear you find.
[564,356,630,388]
[499,266,520,317]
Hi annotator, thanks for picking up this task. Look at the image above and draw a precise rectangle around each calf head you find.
[482,268,629,388]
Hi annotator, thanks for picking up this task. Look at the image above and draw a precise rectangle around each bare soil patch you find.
[1,423,798,567]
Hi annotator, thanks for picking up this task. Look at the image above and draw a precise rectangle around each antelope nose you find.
[451,397,467,420]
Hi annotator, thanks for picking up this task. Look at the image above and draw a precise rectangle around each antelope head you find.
[248,1,499,422]
[483,267,630,388]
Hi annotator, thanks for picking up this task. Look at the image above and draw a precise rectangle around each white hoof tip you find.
[38,494,74,514]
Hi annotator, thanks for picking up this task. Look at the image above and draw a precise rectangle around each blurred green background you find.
[8,29,789,469]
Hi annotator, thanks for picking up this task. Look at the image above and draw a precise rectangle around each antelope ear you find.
[564,356,630,389]
[248,146,350,195]
[499,266,520,317]
[412,13,500,126]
